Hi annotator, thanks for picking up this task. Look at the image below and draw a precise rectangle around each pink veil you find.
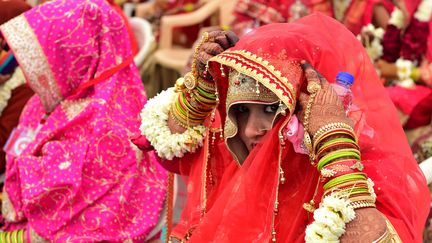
[0,0,167,241]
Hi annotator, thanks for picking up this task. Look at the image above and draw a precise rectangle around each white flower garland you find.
[305,192,356,243]
[389,8,405,29]
[395,58,416,88]
[305,178,378,242]
[0,67,26,116]
[414,0,432,22]
[139,87,206,160]
[358,24,384,61]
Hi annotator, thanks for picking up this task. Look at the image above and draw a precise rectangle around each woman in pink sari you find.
[0,0,167,241]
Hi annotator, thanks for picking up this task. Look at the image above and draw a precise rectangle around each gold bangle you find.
[349,200,376,209]
[170,96,191,128]
[313,122,355,144]
[349,195,376,202]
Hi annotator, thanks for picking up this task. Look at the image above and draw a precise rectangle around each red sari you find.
[170,14,429,242]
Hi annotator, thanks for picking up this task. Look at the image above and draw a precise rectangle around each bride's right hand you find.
[195,30,238,78]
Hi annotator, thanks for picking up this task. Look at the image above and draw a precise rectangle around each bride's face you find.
[234,103,278,152]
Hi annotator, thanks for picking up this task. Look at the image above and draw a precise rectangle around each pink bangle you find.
[26,228,31,243]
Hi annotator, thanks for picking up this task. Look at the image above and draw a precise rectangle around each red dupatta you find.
[171,13,429,242]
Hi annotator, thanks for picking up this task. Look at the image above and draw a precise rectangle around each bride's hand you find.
[340,207,388,242]
[194,30,238,78]
[297,62,353,137]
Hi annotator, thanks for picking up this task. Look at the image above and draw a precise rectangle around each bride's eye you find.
[236,104,249,113]
[264,104,278,113]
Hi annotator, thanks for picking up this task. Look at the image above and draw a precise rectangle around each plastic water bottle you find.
[331,71,354,113]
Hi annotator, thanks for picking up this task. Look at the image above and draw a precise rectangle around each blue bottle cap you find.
[336,72,354,85]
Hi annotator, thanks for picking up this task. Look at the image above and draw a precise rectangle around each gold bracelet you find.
[349,195,376,203]
[313,122,354,140]
[313,122,355,145]
[349,200,376,209]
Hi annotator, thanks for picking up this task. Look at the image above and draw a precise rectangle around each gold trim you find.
[200,129,211,216]
[210,50,297,115]
[0,15,62,112]
[1,190,17,222]
[373,218,402,243]
[270,117,291,241]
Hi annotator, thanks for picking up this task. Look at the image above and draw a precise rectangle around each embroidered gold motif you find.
[350,161,364,171]
[329,164,352,172]
[226,71,278,106]
[321,168,337,177]
[209,50,299,115]
[30,227,49,243]
[61,98,91,121]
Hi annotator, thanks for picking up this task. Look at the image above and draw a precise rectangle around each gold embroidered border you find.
[1,190,17,222]
[221,50,295,94]
[218,51,294,96]
[0,15,62,111]
[210,50,296,115]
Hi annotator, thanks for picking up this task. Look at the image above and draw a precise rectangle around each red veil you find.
[171,13,429,242]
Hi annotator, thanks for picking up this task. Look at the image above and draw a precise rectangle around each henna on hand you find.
[340,208,387,243]
[298,62,354,136]
[195,30,239,77]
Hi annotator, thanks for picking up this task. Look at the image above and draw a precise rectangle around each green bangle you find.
[196,86,216,99]
[324,173,367,190]
[319,137,357,150]
[339,187,369,194]
[318,149,361,170]
[11,230,17,243]
[17,229,24,243]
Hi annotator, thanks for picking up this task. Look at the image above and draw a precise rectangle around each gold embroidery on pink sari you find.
[61,98,91,121]
[1,190,17,222]
[0,15,62,112]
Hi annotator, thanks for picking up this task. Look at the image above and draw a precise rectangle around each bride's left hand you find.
[341,207,388,242]
[297,62,353,137]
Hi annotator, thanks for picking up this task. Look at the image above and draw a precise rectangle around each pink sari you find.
[0,0,167,241]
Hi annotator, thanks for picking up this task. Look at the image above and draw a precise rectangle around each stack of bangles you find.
[171,76,217,128]
[0,229,25,243]
[170,31,218,128]
[313,122,376,209]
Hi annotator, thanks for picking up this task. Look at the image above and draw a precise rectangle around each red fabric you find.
[404,93,432,129]
[428,21,432,62]
[386,85,432,116]
[171,13,429,242]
